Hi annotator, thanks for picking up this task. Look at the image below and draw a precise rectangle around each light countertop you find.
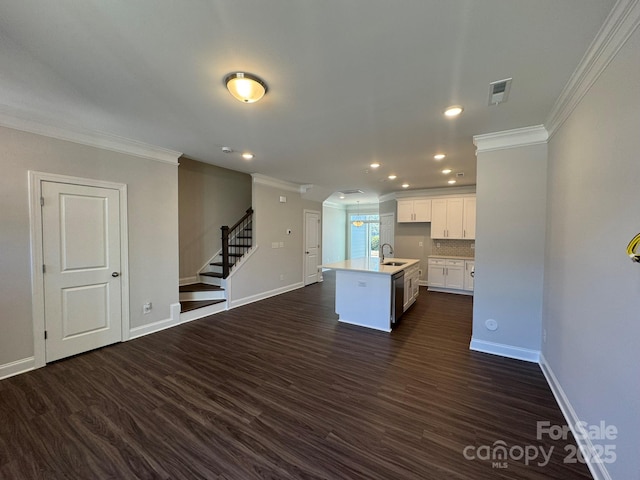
[428,255,475,260]
[322,258,420,275]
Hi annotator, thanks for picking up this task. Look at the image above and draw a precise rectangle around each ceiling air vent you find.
[456,172,465,178]
[488,78,512,105]
[339,189,364,195]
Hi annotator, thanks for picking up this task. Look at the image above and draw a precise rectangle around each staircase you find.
[179,208,254,317]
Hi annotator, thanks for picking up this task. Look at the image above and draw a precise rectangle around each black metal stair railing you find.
[221,207,253,279]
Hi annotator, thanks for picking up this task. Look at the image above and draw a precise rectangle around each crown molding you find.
[473,125,548,153]
[0,107,182,164]
[251,173,307,193]
[546,0,640,138]
[322,201,346,209]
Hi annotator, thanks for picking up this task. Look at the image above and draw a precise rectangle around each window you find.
[349,214,380,259]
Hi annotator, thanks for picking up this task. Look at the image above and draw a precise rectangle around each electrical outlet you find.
[143,302,152,314]
[471,243,475,250]
[436,242,441,248]
[279,242,284,248]
[419,241,423,247]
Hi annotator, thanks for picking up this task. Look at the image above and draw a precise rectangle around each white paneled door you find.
[304,210,321,285]
[379,213,394,256]
[42,181,123,362]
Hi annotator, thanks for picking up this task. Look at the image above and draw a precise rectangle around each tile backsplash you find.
[432,239,475,257]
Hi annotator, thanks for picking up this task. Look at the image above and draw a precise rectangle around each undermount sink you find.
[382,261,406,266]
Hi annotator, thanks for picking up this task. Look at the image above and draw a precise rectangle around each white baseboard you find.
[0,356,35,380]
[129,303,181,340]
[179,276,198,286]
[229,282,304,310]
[428,286,473,296]
[338,318,391,333]
[539,354,612,480]
[470,338,540,363]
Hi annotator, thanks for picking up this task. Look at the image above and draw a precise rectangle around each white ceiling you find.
[0,1,616,204]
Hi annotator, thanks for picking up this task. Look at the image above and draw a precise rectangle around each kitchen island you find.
[322,258,420,332]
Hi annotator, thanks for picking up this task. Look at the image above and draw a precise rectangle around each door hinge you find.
[44,330,47,340]
[42,264,46,273]
[40,196,44,206]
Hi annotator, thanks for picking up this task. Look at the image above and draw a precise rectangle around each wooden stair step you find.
[180,299,225,313]
[180,283,224,292]
[228,253,245,257]
[200,272,223,278]
[228,244,251,248]
[236,235,252,239]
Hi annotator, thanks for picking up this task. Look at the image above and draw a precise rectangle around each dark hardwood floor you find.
[0,272,591,479]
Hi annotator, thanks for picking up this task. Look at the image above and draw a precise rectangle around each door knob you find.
[112,272,120,277]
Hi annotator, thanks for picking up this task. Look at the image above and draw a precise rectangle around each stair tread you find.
[228,244,251,248]
[180,283,224,292]
[180,299,225,313]
[200,272,223,278]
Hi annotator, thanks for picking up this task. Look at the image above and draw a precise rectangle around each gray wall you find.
[473,143,547,353]
[178,158,251,280]
[543,26,640,479]
[0,126,179,366]
[394,222,431,282]
[322,204,346,264]
[230,180,322,302]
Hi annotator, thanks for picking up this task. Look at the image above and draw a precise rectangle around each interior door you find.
[42,181,123,362]
[304,210,320,285]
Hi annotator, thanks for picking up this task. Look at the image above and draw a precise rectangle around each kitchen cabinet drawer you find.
[446,259,465,267]
[428,258,446,266]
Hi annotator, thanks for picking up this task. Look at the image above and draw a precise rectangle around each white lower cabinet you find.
[403,263,420,311]
[428,257,473,294]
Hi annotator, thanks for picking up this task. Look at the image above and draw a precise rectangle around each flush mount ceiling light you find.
[402,183,409,188]
[352,201,364,227]
[370,162,381,169]
[225,72,268,103]
[448,179,457,184]
[434,154,446,160]
[442,168,452,174]
[241,152,255,160]
[444,105,463,117]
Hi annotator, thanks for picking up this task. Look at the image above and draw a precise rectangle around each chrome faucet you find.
[380,243,393,263]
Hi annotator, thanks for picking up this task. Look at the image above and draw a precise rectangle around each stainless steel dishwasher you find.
[391,271,405,328]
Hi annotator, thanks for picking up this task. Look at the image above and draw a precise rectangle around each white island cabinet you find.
[322,258,421,332]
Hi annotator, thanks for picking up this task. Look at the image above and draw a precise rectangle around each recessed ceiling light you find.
[402,183,409,188]
[339,195,345,199]
[242,152,254,160]
[388,175,397,180]
[434,154,446,160]
[448,179,457,184]
[442,169,452,174]
[444,105,463,117]
[370,162,381,169]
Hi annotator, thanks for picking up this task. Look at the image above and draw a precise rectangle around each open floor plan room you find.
[0,273,590,479]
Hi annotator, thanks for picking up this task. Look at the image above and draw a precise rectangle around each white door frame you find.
[28,171,130,369]
[303,209,321,284]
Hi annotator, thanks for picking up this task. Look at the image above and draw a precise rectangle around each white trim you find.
[229,282,304,310]
[179,301,227,323]
[546,0,640,138]
[428,286,473,296]
[0,357,35,380]
[473,125,549,153]
[470,338,540,363]
[179,276,198,286]
[0,108,182,164]
[252,173,306,193]
[539,354,612,480]
[128,303,182,340]
[393,186,477,199]
[322,201,346,210]
[28,171,131,366]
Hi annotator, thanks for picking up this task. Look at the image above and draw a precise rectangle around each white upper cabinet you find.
[463,197,476,240]
[431,198,464,239]
[397,199,431,223]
